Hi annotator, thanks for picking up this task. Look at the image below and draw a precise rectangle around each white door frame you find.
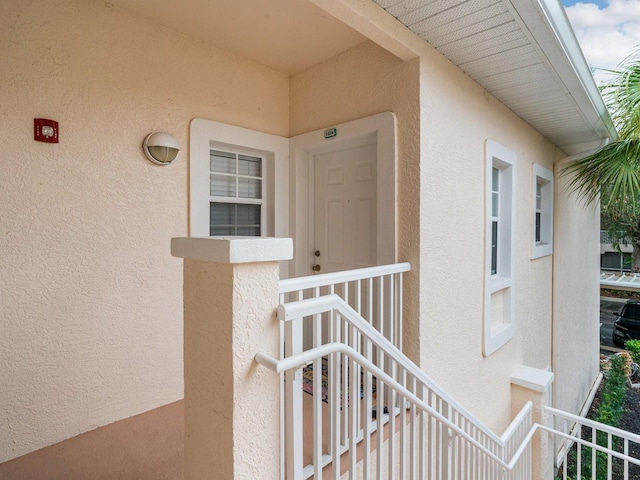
[288,112,397,277]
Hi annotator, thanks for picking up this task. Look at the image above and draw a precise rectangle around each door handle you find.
[314,250,321,257]
[312,264,321,272]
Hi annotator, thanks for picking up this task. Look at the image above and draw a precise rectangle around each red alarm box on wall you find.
[34,118,59,143]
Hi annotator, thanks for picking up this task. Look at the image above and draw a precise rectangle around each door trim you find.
[289,112,397,277]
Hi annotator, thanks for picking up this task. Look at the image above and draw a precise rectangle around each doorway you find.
[289,112,397,278]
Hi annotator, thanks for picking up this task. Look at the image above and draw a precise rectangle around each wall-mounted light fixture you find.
[142,132,180,165]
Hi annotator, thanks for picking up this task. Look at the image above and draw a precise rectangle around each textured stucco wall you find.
[553,167,600,415]
[1,0,600,463]
[290,38,566,434]
[289,40,422,364]
[0,0,288,462]
[417,49,560,431]
[183,258,280,480]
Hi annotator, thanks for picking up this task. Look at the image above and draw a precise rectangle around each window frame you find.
[209,148,265,237]
[532,163,553,259]
[189,118,288,239]
[484,140,516,356]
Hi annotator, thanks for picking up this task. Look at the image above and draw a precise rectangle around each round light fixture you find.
[142,132,180,166]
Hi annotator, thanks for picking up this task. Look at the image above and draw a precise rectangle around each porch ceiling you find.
[106,0,616,155]
[104,0,367,76]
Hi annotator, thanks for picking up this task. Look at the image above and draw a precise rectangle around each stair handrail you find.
[257,332,640,476]
[277,293,507,445]
[264,293,640,478]
[278,262,411,294]
[255,341,532,471]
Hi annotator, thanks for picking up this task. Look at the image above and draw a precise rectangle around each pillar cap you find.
[171,237,293,264]
[511,365,554,393]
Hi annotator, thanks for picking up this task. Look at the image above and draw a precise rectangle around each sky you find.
[562,0,640,83]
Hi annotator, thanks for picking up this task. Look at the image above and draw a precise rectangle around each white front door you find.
[289,112,397,279]
[313,142,377,274]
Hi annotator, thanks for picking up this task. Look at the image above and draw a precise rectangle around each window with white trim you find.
[532,164,553,259]
[484,140,516,356]
[189,118,287,239]
[209,149,263,236]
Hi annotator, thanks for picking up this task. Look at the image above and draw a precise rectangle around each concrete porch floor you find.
[0,400,184,480]
[0,391,385,479]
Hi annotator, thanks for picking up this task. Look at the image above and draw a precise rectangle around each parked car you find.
[612,300,640,347]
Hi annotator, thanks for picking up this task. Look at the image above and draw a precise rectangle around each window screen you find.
[209,149,263,236]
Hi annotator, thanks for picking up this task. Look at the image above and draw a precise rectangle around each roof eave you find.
[509,0,618,146]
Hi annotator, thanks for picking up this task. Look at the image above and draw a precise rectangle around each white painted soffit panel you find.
[370,0,617,155]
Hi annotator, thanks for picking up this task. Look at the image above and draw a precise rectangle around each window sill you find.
[489,276,512,293]
[484,322,514,356]
[532,243,553,259]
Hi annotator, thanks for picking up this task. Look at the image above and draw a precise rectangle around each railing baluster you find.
[399,367,406,479]
[409,375,416,479]
[420,380,426,478]
[607,432,612,480]
[577,435,583,479]
[341,289,349,447]
[376,348,384,480]
[278,293,286,480]
[284,314,304,479]
[331,349,341,480]
[312,287,322,479]
[379,275,386,343]
[625,437,629,478]
[592,427,596,480]
[349,323,358,478]
[363,336,372,480]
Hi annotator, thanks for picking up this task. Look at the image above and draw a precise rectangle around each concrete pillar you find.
[171,237,293,480]
[511,365,554,480]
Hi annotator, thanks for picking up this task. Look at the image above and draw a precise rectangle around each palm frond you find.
[563,139,640,209]
[562,46,640,221]
[600,48,640,139]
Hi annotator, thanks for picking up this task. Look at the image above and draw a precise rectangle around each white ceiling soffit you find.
[371,0,617,155]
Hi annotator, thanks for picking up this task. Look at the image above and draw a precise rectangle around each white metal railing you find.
[546,405,640,479]
[262,294,533,479]
[277,263,410,477]
[265,264,640,478]
[278,262,410,351]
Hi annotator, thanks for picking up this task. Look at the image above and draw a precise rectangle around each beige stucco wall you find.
[290,38,571,434]
[1,0,600,464]
[553,166,601,415]
[417,50,561,431]
[0,0,288,462]
[181,256,281,480]
[290,39,423,365]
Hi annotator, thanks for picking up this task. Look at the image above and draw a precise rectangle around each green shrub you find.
[596,353,628,427]
[562,353,629,479]
[625,339,640,365]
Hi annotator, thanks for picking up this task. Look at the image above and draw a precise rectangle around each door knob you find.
[314,250,321,257]
[312,264,321,272]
